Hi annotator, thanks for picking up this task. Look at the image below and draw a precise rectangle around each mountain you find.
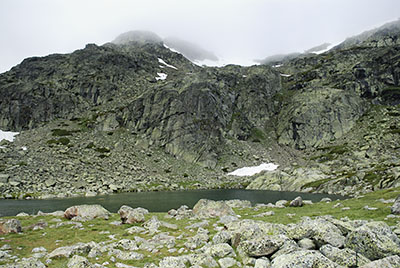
[163,36,218,63]
[0,22,400,199]
[112,30,219,63]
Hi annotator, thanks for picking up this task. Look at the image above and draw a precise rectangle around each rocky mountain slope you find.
[0,23,400,199]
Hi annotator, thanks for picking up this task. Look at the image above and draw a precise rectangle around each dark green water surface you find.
[0,189,345,216]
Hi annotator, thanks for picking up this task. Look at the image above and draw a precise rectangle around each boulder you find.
[287,218,345,248]
[345,221,400,260]
[204,243,236,258]
[298,238,316,250]
[319,244,370,267]
[289,196,303,207]
[47,242,93,259]
[238,235,288,257]
[390,195,400,214]
[254,258,271,268]
[226,219,287,242]
[3,257,46,268]
[360,255,400,268]
[158,256,189,268]
[118,205,148,224]
[218,257,240,268]
[64,204,110,220]
[0,219,22,234]
[187,253,219,267]
[271,250,340,268]
[67,255,92,268]
[193,199,235,218]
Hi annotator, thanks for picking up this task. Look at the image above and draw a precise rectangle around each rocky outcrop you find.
[276,87,367,149]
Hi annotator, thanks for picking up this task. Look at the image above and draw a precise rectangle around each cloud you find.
[0,0,399,72]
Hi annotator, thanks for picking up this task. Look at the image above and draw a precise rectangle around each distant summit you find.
[163,36,218,62]
[112,30,163,45]
[333,18,400,50]
[305,43,331,53]
[112,30,218,63]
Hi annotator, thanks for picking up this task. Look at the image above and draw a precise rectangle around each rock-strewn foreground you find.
[1,20,400,198]
[1,188,400,267]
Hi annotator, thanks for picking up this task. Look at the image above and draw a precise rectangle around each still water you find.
[0,189,344,217]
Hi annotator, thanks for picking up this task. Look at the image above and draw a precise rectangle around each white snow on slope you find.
[158,58,178,70]
[155,72,167,81]
[0,129,19,142]
[163,44,180,54]
[228,163,279,176]
[311,42,340,54]
[280,73,291,77]
[163,44,257,67]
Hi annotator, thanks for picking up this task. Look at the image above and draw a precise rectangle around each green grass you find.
[301,178,333,190]
[51,129,74,136]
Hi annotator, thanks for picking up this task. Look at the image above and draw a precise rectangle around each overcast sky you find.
[0,0,399,72]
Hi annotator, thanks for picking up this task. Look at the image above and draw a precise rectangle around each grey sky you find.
[0,0,399,72]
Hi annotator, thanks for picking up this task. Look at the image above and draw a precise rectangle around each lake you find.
[0,189,345,216]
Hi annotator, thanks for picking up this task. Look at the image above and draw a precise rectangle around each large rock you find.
[289,196,303,207]
[271,250,341,268]
[287,218,345,248]
[345,221,400,260]
[67,255,92,268]
[360,255,400,268]
[319,244,370,267]
[238,235,288,257]
[0,219,22,234]
[2,257,46,268]
[64,204,110,220]
[47,242,93,259]
[204,243,236,258]
[118,205,148,224]
[158,256,189,268]
[193,199,236,218]
[226,219,287,242]
[391,195,400,214]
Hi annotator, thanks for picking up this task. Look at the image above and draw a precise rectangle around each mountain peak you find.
[112,30,163,45]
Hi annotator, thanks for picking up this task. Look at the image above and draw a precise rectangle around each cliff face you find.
[0,25,400,197]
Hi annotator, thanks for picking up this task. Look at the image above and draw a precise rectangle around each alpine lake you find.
[0,189,345,217]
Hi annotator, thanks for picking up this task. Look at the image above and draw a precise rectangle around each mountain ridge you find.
[0,21,399,198]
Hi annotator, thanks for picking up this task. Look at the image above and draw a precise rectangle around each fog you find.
[0,0,399,72]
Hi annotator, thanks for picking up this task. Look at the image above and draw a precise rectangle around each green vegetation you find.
[301,178,333,190]
[51,129,74,136]
[46,137,70,146]
[310,144,349,162]
[381,86,400,100]
[94,147,111,154]
[249,127,265,142]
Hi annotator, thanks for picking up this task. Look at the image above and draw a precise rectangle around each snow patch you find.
[228,163,278,177]
[155,72,167,81]
[310,43,339,54]
[158,58,178,70]
[21,146,27,151]
[280,73,291,77]
[0,129,19,142]
[272,64,283,68]
[163,44,181,54]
